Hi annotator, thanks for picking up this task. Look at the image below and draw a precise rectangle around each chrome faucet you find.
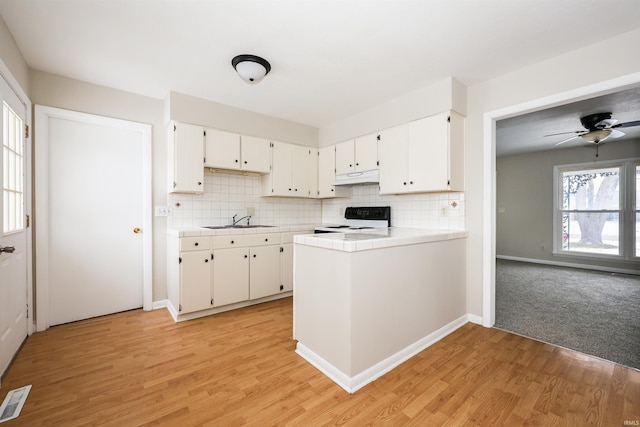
[232,214,252,226]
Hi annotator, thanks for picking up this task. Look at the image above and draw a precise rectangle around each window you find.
[636,165,639,257]
[554,159,638,260]
[2,101,24,233]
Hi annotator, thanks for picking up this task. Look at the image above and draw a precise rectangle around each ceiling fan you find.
[544,112,640,156]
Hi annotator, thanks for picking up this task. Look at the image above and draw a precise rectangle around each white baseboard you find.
[497,255,640,276]
[295,314,468,394]
[152,299,168,310]
[467,313,483,325]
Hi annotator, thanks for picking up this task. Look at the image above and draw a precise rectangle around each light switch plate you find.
[155,206,172,217]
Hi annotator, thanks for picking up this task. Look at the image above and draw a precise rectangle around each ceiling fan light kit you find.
[546,111,640,151]
[232,54,271,84]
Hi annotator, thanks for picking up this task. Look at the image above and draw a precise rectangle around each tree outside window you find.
[560,166,620,256]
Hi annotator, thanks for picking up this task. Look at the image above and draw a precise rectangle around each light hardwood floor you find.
[1,297,638,426]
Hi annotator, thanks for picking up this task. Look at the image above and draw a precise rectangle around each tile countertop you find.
[294,228,468,253]
[168,224,318,237]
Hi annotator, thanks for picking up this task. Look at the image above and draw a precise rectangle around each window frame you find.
[553,158,638,262]
[2,100,25,235]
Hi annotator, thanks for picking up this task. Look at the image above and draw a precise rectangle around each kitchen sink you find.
[202,225,276,229]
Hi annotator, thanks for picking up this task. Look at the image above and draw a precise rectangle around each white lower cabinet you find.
[168,230,311,320]
[249,245,281,300]
[212,247,249,307]
[179,251,213,313]
[280,243,293,292]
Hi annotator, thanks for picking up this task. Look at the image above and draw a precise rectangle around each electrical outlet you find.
[440,207,448,217]
[246,207,256,216]
[155,206,172,217]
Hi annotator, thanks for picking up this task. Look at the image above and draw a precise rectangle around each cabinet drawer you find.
[180,236,211,251]
[212,233,279,249]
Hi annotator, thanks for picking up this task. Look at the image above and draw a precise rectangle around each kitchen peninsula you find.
[293,228,468,393]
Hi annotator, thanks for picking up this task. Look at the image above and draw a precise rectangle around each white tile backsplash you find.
[320,184,465,229]
[168,170,321,228]
[168,171,465,230]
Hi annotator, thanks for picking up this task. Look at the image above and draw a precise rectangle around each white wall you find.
[168,91,318,147]
[497,140,640,272]
[319,77,466,146]
[465,28,640,318]
[0,16,28,94]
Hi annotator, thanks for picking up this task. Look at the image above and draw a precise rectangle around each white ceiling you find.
[497,87,640,156]
[1,0,640,133]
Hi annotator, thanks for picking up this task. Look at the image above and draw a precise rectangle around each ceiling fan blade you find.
[554,135,580,146]
[543,130,582,137]
[611,120,640,129]
[594,118,618,128]
[610,129,625,138]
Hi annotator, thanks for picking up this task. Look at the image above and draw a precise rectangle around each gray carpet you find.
[495,259,640,370]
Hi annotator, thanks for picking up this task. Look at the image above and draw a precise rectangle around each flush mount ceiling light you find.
[231,54,271,84]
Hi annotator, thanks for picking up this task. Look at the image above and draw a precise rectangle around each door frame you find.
[0,58,32,335]
[481,71,640,327]
[34,106,153,331]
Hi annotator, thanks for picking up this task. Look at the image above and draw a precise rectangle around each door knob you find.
[133,227,141,234]
[0,245,16,253]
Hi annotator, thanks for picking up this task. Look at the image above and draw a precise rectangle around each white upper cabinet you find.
[378,124,409,194]
[204,128,240,170]
[168,122,204,194]
[262,141,315,198]
[335,132,379,175]
[240,135,271,173]
[379,111,464,194]
[204,130,271,173]
[317,146,350,199]
[354,133,379,171]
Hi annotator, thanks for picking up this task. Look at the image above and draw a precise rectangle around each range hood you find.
[332,169,379,186]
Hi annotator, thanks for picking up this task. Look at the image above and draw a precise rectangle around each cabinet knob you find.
[231,240,235,244]
[265,238,268,242]
[356,163,359,166]
[244,254,248,258]
[349,164,352,167]
[244,161,247,164]
[289,188,292,191]
[331,188,334,192]
[253,254,257,258]
[194,242,199,246]
[280,285,284,291]
[403,182,407,185]
[197,181,202,186]
[410,181,414,184]
[205,259,209,263]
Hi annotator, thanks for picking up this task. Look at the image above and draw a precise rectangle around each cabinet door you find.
[317,145,336,198]
[241,135,271,173]
[378,124,409,194]
[179,251,212,313]
[292,145,310,197]
[408,113,448,192]
[204,128,240,170]
[170,122,204,193]
[212,248,249,307]
[269,141,293,196]
[354,133,378,171]
[308,149,319,198]
[280,244,293,292]
[249,245,281,300]
[335,139,355,175]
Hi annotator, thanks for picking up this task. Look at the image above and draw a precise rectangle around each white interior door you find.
[0,75,28,378]
[35,106,152,329]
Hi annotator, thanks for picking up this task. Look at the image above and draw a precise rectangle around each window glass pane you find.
[636,166,639,210]
[636,212,640,258]
[562,212,620,255]
[562,167,620,211]
[2,101,24,233]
